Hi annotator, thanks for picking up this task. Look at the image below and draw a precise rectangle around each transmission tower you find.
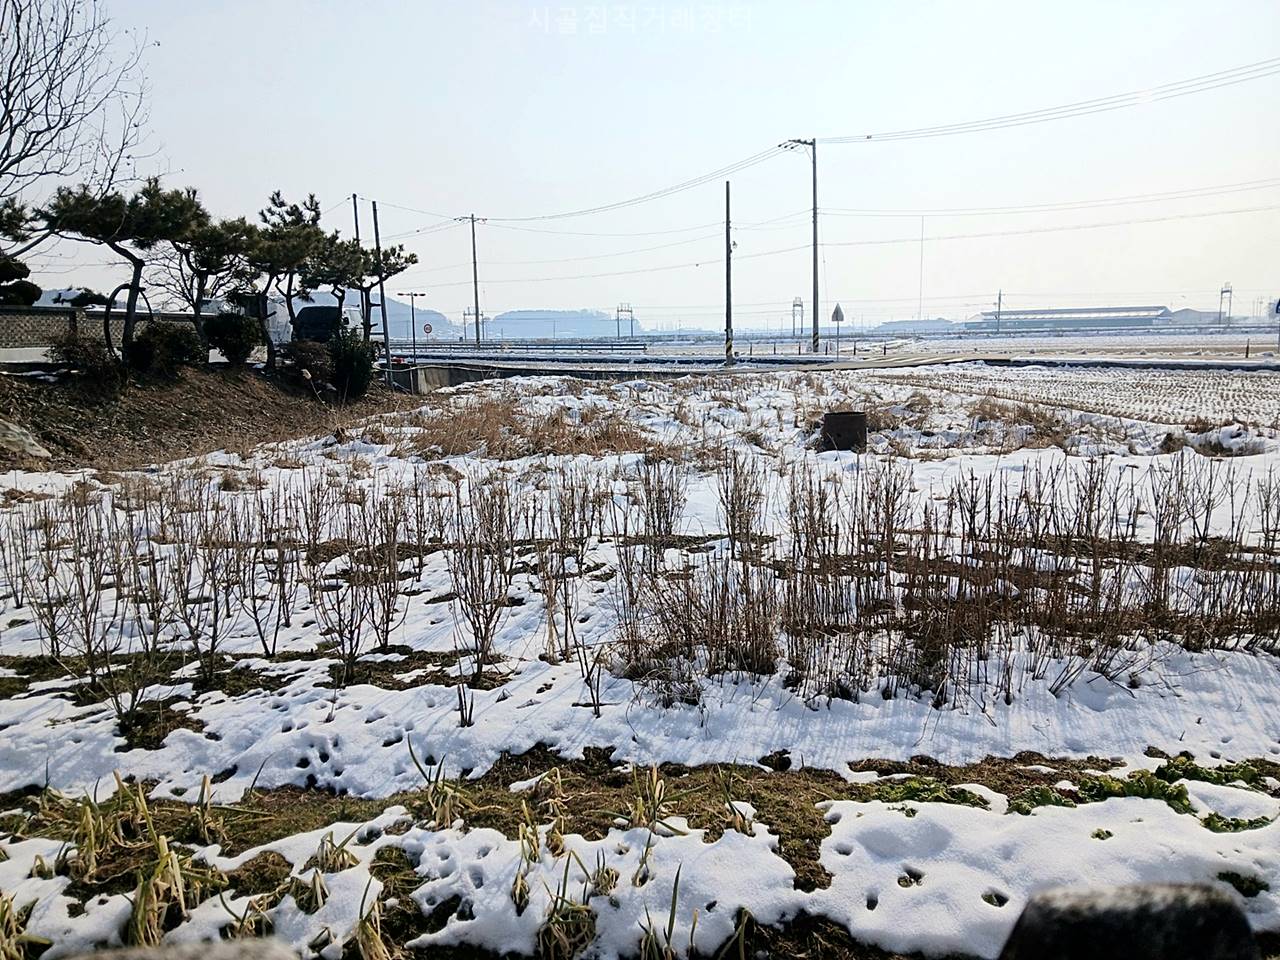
[463,307,489,340]
[616,303,635,338]
[791,297,804,339]
[1218,283,1233,325]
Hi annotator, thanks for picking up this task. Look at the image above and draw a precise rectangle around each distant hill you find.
[486,309,640,339]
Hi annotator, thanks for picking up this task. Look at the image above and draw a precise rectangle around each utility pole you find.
[470,215,481,344]
[370,200,393,384]
[456,214,484,345]
[399,291,427,363]
[725,180,733,366]
[781,139,819,352]
[995,289,1003,334]
[351,194,368,337]
[916,215,925,321]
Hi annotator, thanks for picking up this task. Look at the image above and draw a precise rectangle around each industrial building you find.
[962,305,1172,333]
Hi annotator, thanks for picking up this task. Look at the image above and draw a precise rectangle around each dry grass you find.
[968,395,1072,449]
[396,392,679,460]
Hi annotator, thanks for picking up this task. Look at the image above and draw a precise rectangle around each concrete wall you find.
[390,364,504,393]
[388,361,691,393]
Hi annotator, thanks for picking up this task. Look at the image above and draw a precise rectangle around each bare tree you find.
[0,0,149,256]
[146,218,256,341]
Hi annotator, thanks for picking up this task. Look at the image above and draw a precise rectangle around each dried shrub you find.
[129,322,204,377]
[49,331,126,395]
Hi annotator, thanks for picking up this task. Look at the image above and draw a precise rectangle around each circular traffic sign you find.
[423,322,433,334]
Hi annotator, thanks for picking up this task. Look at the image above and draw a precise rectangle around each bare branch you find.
[0,0,151,254]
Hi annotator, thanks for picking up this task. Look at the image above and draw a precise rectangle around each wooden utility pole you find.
[351,194,369,337]
[469,215,481,344]
[725,180,733,366]
[371,200,393,382]
[995,289,1003,334]
[809,141,818,353]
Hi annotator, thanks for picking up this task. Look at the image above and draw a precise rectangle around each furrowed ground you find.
[1,363,1279,960]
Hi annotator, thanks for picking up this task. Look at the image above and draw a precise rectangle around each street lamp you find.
[780,139,819,353]
[398,291,428,363]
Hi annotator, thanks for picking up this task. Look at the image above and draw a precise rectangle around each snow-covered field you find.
[906,331,1278,360]
[865,363,1280,428]
[2,364,1280,959]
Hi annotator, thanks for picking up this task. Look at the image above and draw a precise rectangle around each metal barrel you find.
[820,410,868,451]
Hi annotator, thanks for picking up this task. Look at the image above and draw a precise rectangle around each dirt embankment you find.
[0,365,419,472]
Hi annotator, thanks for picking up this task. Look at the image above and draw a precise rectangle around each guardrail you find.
[386,338,650,354]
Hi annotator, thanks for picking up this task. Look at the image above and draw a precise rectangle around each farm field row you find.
[2,367,1279,959]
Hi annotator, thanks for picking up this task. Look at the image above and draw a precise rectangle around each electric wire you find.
[818,57,1280,144]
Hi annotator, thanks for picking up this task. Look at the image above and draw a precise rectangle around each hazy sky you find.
[27,1,1280,329]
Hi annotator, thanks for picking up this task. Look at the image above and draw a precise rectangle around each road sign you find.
[423,322,433,334]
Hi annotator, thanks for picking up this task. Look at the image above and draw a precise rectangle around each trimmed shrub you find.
[0,256,40,306]
[0,278,40,307]
[205,312,262,366]
[129,321,204,377]
[49,332,126,395]
[328,326,376,401]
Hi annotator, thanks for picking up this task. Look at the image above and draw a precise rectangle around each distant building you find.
[1168,307,1229,326]
[962,305,1171,333]
[873,318,955,334]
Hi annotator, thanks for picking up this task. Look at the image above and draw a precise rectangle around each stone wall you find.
[0,306,82,348]
[0,307,196,350]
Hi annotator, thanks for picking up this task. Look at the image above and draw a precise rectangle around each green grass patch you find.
[1076,770,1194,815]
[1218,871,1270,898]
[855,777,988,809]
[1007,786,1076,816]
[1155,754,1261,788]
[1202,813,1274,833]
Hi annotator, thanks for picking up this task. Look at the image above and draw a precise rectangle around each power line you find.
[486,220,722,238]
[382,220,464,242]
[419,242,810,288]
[821,203,1280,247]
[482,147,786,222]
[362,198,456,221]
[395,211,815,276]
[362,57,1277,247]
[822,177,1280,217]
[400,229,724,275]
[482,210,810,239]
[405,202,1276,290]
[819,56,1280,144]
[381,150,785,231]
